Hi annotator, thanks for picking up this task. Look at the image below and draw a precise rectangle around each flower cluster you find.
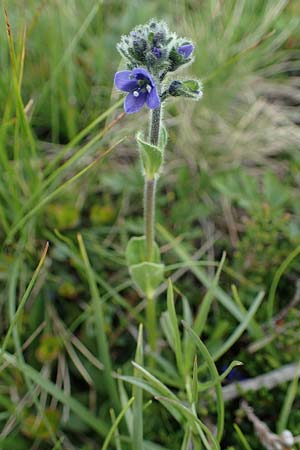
[117,20,194,76]
[115,19,202,114]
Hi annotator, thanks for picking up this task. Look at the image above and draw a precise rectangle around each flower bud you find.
[168,79,203,100]
[168,41,194,71]
[133,38,147,60]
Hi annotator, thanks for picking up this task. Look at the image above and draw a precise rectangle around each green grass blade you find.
[181,427,192,450]
[132,325,144,450]
[77,233,119,412]
[277,364,300,433]
[109,409,123,450]
[35,0,102,112]
[3,7,37,159]
[102,397,134,450]
[185,253,226,371]
[156,396,220,450]
[44,99,123,176]
[0,242,49,355]
[183,323,224,443]
[117,377,133,435]
[157,224,245,324]
[231,285,264,339]
[267,245,300,320]
[117,374,181,423]
[198,361,243,392]
[131,362,178,401]
[1,352,108,437]
[191,356,198,404]
[193,252,226,338]
[5,139,123,243]
[7,248,62,449]
[212,291,264,362]
[233,424,253,450]
[166,280,184,377]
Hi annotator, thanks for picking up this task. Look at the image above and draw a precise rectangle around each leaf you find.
[117,375,181,422]
[166,280,184,376]
[158,125,168,149]
[160,311,176,353]
[126,237,164,296]
[130,262,164,297]
[131,362,178,403]
[137,133,163,179]
[126,236,161,266]
[198,361,243,392]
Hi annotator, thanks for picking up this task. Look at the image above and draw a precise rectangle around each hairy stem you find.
[149,106,161,146]
[144,106,161,354]
[144,178,156,261]
[144,106,161,261]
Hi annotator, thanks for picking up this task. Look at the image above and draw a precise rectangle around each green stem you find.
[144,106,161,261]
[149,105,161,146]
[144,106,161,354]
[144,178,156,262]
[146,295,156,354]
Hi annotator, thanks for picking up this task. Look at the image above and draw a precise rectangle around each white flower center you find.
[146,85,152,93]
[133,90,139,97]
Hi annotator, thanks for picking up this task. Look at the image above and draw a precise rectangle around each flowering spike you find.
[115,20,202,113]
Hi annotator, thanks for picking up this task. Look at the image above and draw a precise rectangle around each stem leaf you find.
[137,133,163,180]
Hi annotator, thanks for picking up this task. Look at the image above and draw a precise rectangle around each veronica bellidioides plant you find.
[114,20,202,351]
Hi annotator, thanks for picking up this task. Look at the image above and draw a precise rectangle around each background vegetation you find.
[0,0,300,449]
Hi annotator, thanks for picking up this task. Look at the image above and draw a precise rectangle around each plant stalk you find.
[146,295,156,354]
[143,106,161,353]
[144,106,161,261]
[144,178,156,262]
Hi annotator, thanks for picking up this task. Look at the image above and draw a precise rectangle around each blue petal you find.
[178,44,194,58]
[152,47,162,58]
[146,87,160,110]
[132,67,155,86]
[124,92,147,114]
[114,71,138,92]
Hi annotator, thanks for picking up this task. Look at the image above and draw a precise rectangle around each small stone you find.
[281,430,294,446]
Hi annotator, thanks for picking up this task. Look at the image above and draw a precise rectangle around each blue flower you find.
[114,68,160,114]
[178,43,194,58]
